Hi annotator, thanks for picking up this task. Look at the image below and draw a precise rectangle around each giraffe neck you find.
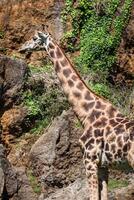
[46,40,98,127]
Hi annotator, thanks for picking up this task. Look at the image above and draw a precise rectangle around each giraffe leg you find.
[84,160,99,200]
[127,143,134,169]
[98,166,108,200]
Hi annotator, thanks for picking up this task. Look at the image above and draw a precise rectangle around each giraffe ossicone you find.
[19,31,134,200]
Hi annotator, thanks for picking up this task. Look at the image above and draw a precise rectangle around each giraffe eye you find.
[33,36,37,41]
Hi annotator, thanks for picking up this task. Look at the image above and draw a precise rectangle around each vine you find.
[63,0,133,71]
[62,0,133,113]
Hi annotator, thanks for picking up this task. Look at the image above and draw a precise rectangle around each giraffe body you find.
[19,31,134,200]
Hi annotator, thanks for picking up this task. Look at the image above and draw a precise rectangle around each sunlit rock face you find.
[0,0,64,65]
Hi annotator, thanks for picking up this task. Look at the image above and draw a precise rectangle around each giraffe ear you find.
[37,31,44,38]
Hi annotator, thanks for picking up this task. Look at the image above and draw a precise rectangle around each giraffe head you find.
[19,31,52,53]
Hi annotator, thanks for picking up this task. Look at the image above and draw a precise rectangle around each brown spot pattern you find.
[109,119,118,127]
[91,155,97,161]
[55,61,61,73]
[94,117,107,128]
[107,106,116,118]
[73,91,81,99]
[85,91,93,101]
[105,143,109,151]
[121,119,129,124]
[111,144,116,153]
[88,109,101,123]
[49,43,55,49]
[96,101,106,110]
[60,58,68,67]
[116,118,124,122]
[82,102,94,112]
[77,82,84,90]
[80,128,92,143]
[94,129,103,137]
[49,51,55,58]
[117,136,123,147]
[56,47,62,58]
[117,149,122,157]
[72,74,78,81]
[114,124,124,135]
[123,144,128,152]
[105,126,112,136]
[63,68,72,78]
[67,79,74,87]
[126,121,134,129]
[116,113,124,118]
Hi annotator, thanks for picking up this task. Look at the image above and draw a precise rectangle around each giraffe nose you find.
[18,47,25,53]
[18,46,27,53]
[18,42,30,53]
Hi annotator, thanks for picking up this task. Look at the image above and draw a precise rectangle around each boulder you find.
[29,110,84,196]
[12,167,38,200]
[0,55,28,144]
[114,183,134,200]
[0,144,20,198]
[1,107,27,142]
[39,178,89,200]
[0,163,4,199]
[39,178,134,200]
[0,55,28,108]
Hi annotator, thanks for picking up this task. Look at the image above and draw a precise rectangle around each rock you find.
[0,0,64,66]
[0,55,28,108]
[0,55,28,145]
[1,107,27,144]
[29,110,84,196]
[114,184,134,200]
[12,167,38,200]
[40,178,89,200]
[39,178,134,200]
[0,144,20,198]
[0,166,4,199]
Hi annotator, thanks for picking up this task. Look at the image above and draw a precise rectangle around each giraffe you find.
[19,31,134,200]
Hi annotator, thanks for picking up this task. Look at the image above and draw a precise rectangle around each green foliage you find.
[90,83,111,98]
[62,0,133,112]
[78,0,132,71]
[111,161,134,173]
[108,179,129,191]
[61,30,78,52]
[30,119,49,134]
[27,170,41,194]
[23,90,42,117]
[22,65,69,134]
[40,88,69,119]
[63,0,132,71]
[23,86,69,134]
[29,64,52,74]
